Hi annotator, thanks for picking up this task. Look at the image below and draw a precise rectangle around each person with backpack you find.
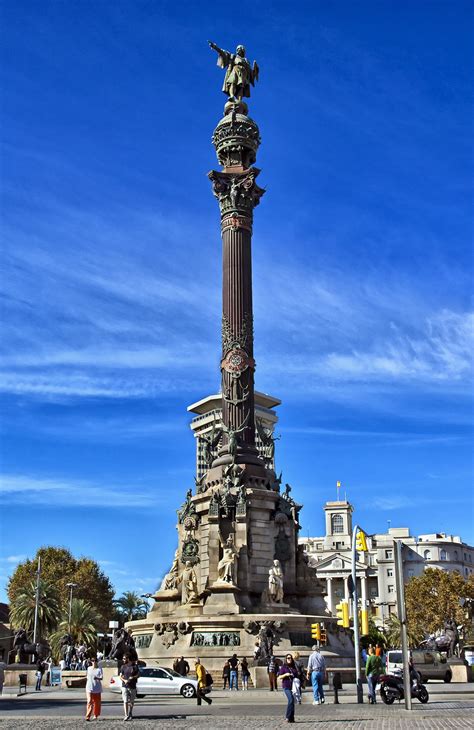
[195,658,212,706]
[365,646,383,704]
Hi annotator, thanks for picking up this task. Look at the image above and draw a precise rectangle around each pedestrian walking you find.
[229,653,239,690]
[85,657,103,721]
[267,654,278,691]
[306,644,326,705]
[195,658,212,706]
[278,653,299,723]
[241,657,250,690]
[222,660,231,689]
[120,653,139,721]
[35,659,45,691]
[365,646,383,704]
[174,656,190,676]
[0,662,5,695]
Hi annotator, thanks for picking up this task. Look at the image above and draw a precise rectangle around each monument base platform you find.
[126,611,354,675]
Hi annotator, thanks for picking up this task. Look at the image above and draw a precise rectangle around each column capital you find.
[208,168,265,219]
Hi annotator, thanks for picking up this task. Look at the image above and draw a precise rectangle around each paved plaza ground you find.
[1,685,474,729]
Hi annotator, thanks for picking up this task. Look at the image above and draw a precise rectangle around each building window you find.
[385,550,393,560]
[454,551,458,561]
[388,585,395,594]
[424,549,432,560]
[317,543,323,551]
[370,587,378,597]
[387,568,393,577]
[464,553,468,561]
[332,514,344,534]
[440,549,447,561]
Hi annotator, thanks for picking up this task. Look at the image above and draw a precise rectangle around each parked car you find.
[109,665,198,698]
[461,644,474,666]
[385,649,452,683]
[412,650,452,683]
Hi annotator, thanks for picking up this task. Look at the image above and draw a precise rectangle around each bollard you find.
[18,673,28,695]
[333,672,342,704]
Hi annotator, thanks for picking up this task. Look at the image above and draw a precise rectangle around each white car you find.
[109,666,198,698]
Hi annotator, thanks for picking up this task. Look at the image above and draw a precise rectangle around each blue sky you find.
[1,0,473,604]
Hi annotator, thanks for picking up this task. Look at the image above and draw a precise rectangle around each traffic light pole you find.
[352,524,363,703]
[394,539,412,711]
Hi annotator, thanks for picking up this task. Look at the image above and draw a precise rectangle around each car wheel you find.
[444,671,452,683]
[181,683,197,698]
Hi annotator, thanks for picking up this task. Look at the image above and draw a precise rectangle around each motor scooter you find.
[379,671,429,704]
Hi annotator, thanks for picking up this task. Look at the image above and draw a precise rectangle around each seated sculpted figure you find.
[217,536,238,584]
[268,559,284,603]
[161,548,180,591]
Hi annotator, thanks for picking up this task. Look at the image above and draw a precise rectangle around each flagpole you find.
[33,555,41,645]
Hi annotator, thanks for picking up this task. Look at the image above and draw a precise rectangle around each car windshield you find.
[388,652,403,664]
[162,668,181,677]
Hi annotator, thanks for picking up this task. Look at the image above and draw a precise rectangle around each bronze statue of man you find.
[209,41,259,101]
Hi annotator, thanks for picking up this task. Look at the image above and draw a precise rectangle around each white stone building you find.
[299,500,474,628]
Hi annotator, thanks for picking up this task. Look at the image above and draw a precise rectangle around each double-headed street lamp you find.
[66,582,78,633]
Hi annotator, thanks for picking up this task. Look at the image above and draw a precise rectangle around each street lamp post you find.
[66,582,78,634]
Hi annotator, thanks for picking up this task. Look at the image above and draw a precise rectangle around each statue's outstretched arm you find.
[208,40,231,68]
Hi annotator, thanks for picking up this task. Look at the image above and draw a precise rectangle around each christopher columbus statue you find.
[208,41,259,101]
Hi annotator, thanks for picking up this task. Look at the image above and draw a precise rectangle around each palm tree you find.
[385,613,423,648]
[49,598,102,657]
[9,578,61,637]
[114,591,149,621]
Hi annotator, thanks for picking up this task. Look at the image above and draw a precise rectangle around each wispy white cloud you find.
[0,473,158,508]
[0,555,28,564]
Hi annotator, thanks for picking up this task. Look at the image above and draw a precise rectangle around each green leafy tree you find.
[7,547,115,627]
[361,616,386,650]
[405,569,474,639]
[114,591,149,622]
[9,578,61,637]
[49,598,102,658]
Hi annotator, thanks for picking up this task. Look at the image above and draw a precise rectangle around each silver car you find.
[109,666,198,698]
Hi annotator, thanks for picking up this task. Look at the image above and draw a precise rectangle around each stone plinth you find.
[449,658,472,682]
[4,665,37,688]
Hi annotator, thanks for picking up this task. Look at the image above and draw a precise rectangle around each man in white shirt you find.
[306,645,326,705]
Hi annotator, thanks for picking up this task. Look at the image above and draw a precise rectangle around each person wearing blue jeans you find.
[365,647,382,704]
[229,654,239,690]
[306,645,326,705]
[278,654,299,723]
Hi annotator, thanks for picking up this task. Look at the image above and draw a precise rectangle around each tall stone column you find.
[209,101,264,467]
[326,577,334,614]
[361,576,368,608]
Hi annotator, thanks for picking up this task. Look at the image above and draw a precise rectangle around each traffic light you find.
[360,609,369,636]
[356,530,368,552]
[336,600,350,628]
[319,628,327,645]
[311,623,321,640]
